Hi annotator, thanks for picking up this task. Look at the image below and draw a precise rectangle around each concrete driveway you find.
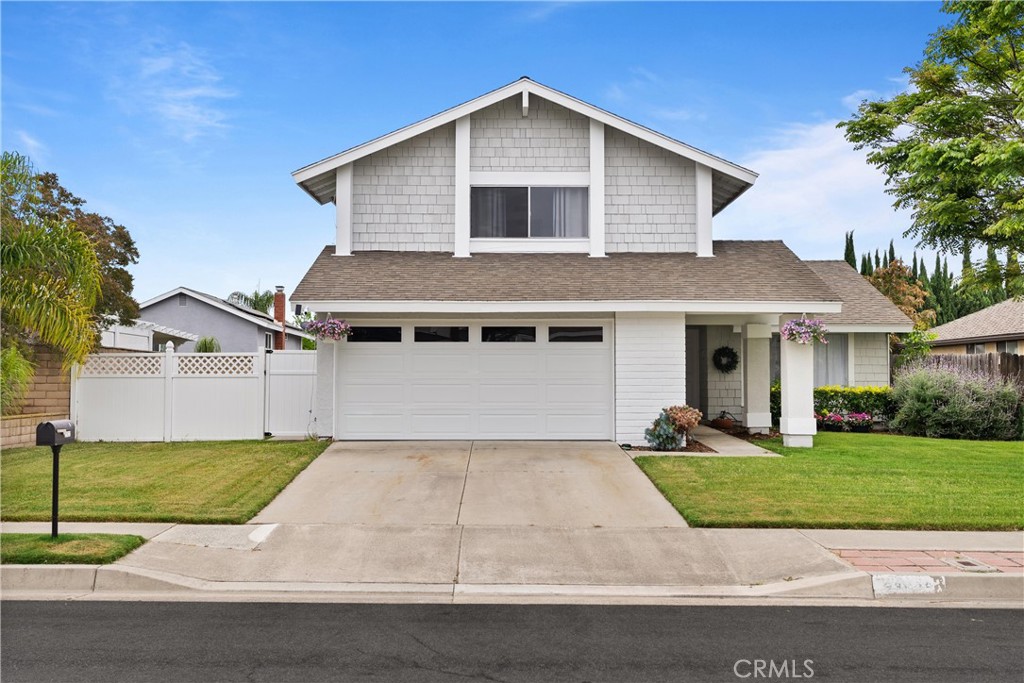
[252,441,685,528]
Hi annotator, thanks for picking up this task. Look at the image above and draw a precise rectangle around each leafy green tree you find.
[228,288,275,314]
[33,173,140,325]
[1,152,103,398]
[194,336,221,353]
[839,1,1023,289]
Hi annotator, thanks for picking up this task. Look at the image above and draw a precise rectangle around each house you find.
[99,319,198,352]
[138,286,309,352]
[291,78,910,447]
[927,299,1024,355]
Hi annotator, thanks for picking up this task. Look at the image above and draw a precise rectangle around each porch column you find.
[743,324,772,434]
[779,315,816,448]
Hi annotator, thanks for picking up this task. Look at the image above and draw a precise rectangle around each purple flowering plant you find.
[845,412,873,427]
[781,317,829,345]
[301,317,352,341]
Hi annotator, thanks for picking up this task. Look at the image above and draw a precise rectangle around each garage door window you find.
[348,327,402,342]
[415,326,469,342]
[481,326,536,342]
[549,326,603,342]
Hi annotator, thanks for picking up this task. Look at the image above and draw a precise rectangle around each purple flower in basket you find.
[781,318,829,345]
[301,317,353,341]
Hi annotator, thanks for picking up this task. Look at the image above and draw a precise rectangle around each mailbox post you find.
[36,420,75,538]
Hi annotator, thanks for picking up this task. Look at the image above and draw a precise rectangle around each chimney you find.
[274,286,286,350]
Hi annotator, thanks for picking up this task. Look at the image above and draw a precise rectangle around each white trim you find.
[468,171,590,186]
[293,299,844,314]
[469,238,589,254]
[695,163,713,258]
[292,78,757,200]
[589,120,606,258]
[522,89,529,117]
[335,164,353,257]
[847,332,856,387]
[454,115,471,258]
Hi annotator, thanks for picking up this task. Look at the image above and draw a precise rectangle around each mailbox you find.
[37,420,75,447]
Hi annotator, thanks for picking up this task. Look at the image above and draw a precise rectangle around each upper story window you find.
[471,187,588,239]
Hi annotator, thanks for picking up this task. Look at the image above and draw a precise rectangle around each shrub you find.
[645,405,702,451]
[194,336,221,353]
[1,346,35,415]
[770,383,895,424]
[890,364,1022,441]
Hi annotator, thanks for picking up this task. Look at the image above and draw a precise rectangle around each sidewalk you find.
[3,522,1020,605]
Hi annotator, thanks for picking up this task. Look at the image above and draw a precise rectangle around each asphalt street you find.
[1,602,1021,682]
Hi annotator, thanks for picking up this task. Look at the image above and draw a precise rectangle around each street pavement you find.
[2,601,1021,682]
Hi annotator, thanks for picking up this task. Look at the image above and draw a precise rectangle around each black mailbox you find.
[37,420,75,447]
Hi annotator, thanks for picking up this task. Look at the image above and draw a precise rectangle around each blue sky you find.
[2,1,950,306]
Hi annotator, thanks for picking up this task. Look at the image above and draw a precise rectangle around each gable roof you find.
[292,77,757,213]
[929,298,1024,345]
[292,241,841,313]
[138,287,310,337]
[804,260,914,331]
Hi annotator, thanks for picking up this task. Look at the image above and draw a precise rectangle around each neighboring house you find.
[928,299,1024,355]
[138,286,309,352]
[290,78,907,446]
[100,320,198,352]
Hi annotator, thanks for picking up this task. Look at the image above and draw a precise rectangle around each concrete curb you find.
[4,565,1021,605]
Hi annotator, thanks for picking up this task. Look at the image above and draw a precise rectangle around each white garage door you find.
[336,320,613,439]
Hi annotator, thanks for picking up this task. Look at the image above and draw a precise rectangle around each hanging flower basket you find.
[781,317,829,345]
[301,317,353,341]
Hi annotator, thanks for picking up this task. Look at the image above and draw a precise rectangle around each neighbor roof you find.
[804,260,914,331]
[292,77,757,213]
[139,287,309,337]
[293,241,839,309]
[929,298,1024,346]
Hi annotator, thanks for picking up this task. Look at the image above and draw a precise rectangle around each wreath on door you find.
[712,346,740,374]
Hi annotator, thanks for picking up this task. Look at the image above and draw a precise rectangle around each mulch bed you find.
[717,425,781,441]
[626,438,717,454]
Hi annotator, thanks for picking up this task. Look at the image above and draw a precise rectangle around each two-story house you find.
[291,78,911,446]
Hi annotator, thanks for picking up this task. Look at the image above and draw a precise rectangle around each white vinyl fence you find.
[72,346,316,442]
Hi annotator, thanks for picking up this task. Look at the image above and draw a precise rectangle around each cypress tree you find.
[912,252,919,279]
[888,240,896,265]
[875,250,881,269]
[844,231,857,269]
[860,253,870,275]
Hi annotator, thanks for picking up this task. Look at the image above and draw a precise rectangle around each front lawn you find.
[1,533,145,564]
[636,432,1024,530]
[1,440,328,524]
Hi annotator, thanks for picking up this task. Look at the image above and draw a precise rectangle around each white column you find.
[589,119,606,257]
[695,163,713,258]
[743,323,772,434]
[335,164,353,256]
[454,115,471,258]
[779,315,816,447]
[847,332,856,387]
[163,342,175,442]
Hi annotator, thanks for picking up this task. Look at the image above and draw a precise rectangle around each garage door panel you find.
[478,413,542,437]
[546,383,610,404]
[410,414,473,435]
[345,382,406,403]
[545,352,609,377]
[344,351,407,376]
[340,413,406,437]
[411,383,474,403]
[411,353,475,377]
[478,383,540,404]
[478,353,541,376]
[546,414,611,436]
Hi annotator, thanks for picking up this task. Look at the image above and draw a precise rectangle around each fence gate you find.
[72,348,316,442]
[265,350,317,438]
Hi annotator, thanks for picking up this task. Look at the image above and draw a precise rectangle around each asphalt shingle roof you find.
[293,241,839,305]
[929,298,1024,344]
[804,260,914,328]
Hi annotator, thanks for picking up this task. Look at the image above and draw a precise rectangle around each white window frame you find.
[469,184,590,248]
[265,332,274,350]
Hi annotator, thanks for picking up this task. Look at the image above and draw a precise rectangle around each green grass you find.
[1,440,329,524]
[1,533,145,564]
[636,432,1024,530]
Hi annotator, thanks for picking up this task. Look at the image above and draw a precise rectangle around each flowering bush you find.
[301,317,352,341]
[781,318,829,345]
[645,405,703,451]
[845,412,873,428]
[664,405,703,435]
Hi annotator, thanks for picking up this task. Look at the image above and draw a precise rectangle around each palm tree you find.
[227,287,274,314]
[1,152,102,369]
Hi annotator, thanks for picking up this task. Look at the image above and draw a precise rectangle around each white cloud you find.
[521,2,572,22]
[109,41,235,142]
[714,119,935,265]
[15,130,48,163]
[840,89,878,113]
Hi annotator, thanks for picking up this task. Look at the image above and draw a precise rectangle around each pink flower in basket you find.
[301,317,352,341]
[781,318,829,345]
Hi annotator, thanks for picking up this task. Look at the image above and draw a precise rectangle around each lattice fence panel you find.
[81,354,164,376]
[176,354,255,376]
